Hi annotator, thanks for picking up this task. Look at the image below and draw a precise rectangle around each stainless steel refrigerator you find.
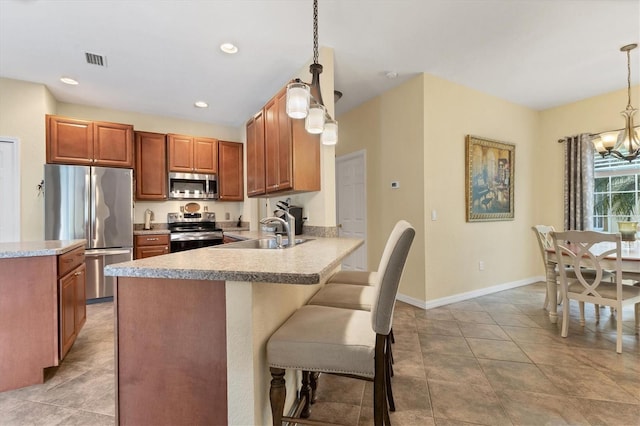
[45,164,133,301]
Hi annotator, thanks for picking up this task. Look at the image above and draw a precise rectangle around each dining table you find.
[545,240,640,323]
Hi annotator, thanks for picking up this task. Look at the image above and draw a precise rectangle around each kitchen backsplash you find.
[133,200,243,226]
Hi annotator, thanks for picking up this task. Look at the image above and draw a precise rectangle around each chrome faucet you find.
[260,211,296,247]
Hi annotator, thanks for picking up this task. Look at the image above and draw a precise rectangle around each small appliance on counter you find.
[274,204,305,235]
[144,209,154,230]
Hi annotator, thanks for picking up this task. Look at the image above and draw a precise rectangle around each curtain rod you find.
[556,126,639,143]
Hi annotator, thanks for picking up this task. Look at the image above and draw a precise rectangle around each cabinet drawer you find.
[135,234,170,247]
[58,246,85,278]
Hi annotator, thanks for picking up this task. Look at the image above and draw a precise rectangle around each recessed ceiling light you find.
[194,101,209,108]
[384,71,398,79]
[60,77,79,85]
[220,43,238,54]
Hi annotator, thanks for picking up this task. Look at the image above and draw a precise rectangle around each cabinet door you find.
[246,111,266,197]
[193,137,218,174]
[168,134,194,172]
[135,245,170,259]
[264,97,280,192]
[59,268,78,359]
[74,263,87,333]
[46,115,93,165]
[135,132,167,200]
[218,141,244,201]
[93,121,134,167]
[275,89,293,191]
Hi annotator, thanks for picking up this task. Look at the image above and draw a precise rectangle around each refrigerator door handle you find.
[85,249,133,256]
[90,168,96,246]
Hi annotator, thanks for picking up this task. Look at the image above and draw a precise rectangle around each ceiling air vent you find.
[85,52,106,67]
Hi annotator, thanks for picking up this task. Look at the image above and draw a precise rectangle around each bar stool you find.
[267,221,415,425]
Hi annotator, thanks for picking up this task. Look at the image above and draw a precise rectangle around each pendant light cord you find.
[626,48,632,109]
[313,0,319,65]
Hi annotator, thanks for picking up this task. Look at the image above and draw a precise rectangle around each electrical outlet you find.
[478,261,485,271]
[225,212,230,220]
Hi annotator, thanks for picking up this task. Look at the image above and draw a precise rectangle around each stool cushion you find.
[307,284,377,311]
[326,270,378,286]
[267,305,375,378]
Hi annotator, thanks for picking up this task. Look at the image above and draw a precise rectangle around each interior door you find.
[0,138,19,242]
[336,150,367,271]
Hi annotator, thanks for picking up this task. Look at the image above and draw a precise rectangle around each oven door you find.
[170,231,224,252]
[170,239,222,252]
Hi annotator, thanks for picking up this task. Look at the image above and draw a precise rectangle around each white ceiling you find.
[1,0,638,128]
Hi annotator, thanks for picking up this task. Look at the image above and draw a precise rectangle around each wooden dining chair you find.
[532,225,612,315]
[267,221,415,425]
[551,230,640,353]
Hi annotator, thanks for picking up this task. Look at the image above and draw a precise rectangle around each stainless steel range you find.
[167,212,224,252]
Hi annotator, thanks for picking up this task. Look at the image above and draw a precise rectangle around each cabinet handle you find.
[74,271,83,276]
[147,237,159,241]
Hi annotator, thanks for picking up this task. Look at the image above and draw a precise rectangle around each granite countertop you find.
[0,240,86,259]
[105,236,362,284]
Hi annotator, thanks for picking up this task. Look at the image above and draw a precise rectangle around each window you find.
[593,156,640,231]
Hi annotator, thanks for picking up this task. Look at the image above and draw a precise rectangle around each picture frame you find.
[465,135,515,222]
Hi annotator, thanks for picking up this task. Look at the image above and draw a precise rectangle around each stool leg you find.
[374,334,386,426]
[385,337,396,412]
[270,367,286,426]
[300,371,312,418]
[310,372,320,404]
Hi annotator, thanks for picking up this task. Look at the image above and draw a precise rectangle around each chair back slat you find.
[551,230,622,300]
[370,220,415,335]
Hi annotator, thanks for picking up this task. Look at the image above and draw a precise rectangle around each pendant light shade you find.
[286,82,310,119]
[284,0,338,145]
[613,107,640,157]
[321,120,338,145]
[305,104,325,134]
[593,43,639,161]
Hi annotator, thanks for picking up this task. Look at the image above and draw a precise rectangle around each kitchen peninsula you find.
[104,234,362,425]
[0,240,86,392]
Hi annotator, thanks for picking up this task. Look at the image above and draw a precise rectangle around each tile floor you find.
[0,282,638,425]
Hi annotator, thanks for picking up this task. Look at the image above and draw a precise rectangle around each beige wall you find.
[537,85,640,228]
[423,74,540,301]
[0,78,56,241]
[337,75,426,301]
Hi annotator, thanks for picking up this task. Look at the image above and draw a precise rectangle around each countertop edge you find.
[0,240,86,259]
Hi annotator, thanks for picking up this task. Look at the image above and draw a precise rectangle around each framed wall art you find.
[465,135,515,222]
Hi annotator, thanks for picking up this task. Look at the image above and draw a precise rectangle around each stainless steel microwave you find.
[168,172,218,200]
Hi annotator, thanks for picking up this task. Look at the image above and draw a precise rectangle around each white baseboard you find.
[396,276,544,310]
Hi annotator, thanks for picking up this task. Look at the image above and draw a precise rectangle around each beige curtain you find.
[563,134,594,231]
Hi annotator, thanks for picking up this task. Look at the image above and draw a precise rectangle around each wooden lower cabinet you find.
[57,246,86,360]
[115,277,227,424]
[134,234,170,259]
[59,263,86,359]
[0,244,86,392]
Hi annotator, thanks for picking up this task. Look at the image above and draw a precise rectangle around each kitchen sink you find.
[215,238,312,249]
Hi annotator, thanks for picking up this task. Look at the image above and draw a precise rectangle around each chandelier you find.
[593,43,639,161]
[285,0,338,146]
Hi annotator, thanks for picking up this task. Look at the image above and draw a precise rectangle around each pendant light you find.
[285,0,338,145]
[594,43,640,161]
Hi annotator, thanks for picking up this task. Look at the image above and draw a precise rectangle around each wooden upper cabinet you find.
[194,138,218,174]
[218,141,244,201]
[247,86,319,197]
[135,131,167,200]
[246,111,266,197]
[46,115,133,168]
[168,134,217,173]
[93,121,134,167]
[47,115,94,165]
